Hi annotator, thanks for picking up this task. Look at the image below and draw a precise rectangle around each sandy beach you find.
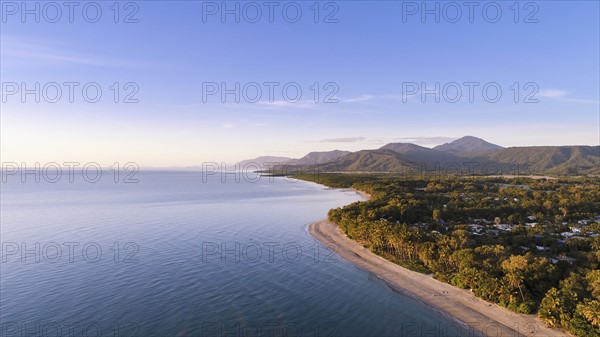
[309,188,569,337]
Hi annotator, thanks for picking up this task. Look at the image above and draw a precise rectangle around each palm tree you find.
[502,255,528,302]
[538,288,562,327]
[579,300,600,328]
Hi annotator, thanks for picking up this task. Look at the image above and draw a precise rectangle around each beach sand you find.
[309,218,570,337]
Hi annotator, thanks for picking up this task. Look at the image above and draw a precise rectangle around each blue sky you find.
[1,1,599,166]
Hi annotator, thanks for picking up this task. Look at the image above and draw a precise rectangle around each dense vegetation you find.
[296,173,600,336]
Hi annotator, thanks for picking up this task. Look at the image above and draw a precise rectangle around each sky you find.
[1,0,599,167]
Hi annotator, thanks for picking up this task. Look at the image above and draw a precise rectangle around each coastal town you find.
[299,173,600,336]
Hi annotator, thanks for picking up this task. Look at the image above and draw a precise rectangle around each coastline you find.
[309,189,569,337]
[351,188,371,201]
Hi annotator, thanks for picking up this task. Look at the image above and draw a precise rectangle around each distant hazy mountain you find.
[239,156,292,169]
[242,150,351,169]
[317,149,414,172]
[292,150,352,165]
[380,142,433,153]
[433,136,504,154]
[379,143,457,164]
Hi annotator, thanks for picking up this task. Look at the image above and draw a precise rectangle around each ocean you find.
[1,171,460,336]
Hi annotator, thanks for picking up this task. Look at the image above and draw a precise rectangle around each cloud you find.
[538,89,569,98]
[156,103,202,109]
[381,94,406,101]
[312,136,454,147]
[1,35,148,67]
[538,88,599,104]
[342,95,374,103]
[319,137,367,143]
[221,122,268,128]
[256,100,318,109]
[340,93,423,104]
[391,136,456,143]
[384,136,458,147]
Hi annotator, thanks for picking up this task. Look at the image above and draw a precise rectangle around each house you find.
[494,224,515,231]
[487,229,500,236]
[468,224,485,235]
[468,224,485,232]
[549,256,576,264]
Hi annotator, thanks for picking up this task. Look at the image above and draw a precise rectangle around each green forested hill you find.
[487,146,600,175]
[313,144,600,175]
[266,137,599,176]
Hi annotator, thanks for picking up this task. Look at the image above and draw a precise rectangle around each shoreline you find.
[351,188,371,201]
[309,190,569,337]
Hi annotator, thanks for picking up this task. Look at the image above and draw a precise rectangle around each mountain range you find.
[243,136,600,176]
[240,150,351,168]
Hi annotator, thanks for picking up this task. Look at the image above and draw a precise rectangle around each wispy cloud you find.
[342,95,375,103]
[538,88,599,104]
[1,35,149,67]
[339,93,421,104]
[257,100,318,109]
[340,94,407,103]
[221,122,269,129]
[319,137,367,143]
[381,94,407,101]
[538,89,569,98]
[156,103,203,109]
[310,136,455,147]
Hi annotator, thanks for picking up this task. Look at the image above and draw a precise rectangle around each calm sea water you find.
[1,171,461,337]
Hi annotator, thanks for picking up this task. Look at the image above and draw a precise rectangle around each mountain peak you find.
[239,156,292,168]
[293,150,352,165]
[379,143,430,153]
[433,136,504,154]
